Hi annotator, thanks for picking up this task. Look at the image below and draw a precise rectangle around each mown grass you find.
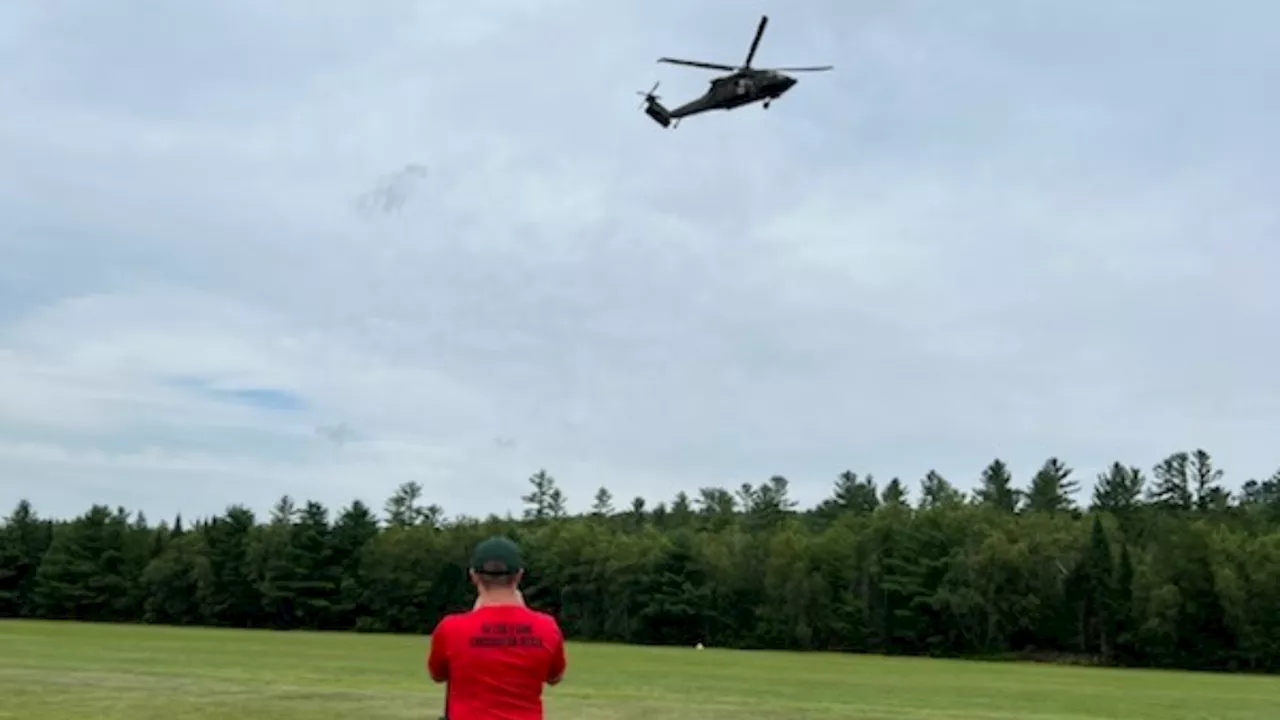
[0,619,1274,719]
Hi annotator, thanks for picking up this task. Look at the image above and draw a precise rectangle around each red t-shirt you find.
[427,604,567,720]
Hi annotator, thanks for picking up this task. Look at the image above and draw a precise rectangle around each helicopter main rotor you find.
[656,15,832,75]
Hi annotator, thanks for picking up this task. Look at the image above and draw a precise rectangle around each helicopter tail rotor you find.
[636,81,661,108]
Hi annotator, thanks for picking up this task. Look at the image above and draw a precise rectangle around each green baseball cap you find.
[470,535,523,576]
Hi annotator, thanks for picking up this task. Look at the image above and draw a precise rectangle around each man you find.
[428,536,567,720]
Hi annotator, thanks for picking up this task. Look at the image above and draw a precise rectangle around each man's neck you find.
[476,590,522,607]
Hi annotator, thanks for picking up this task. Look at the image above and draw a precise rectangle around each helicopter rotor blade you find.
[657,57,737,71]
[743,15,768,69]
[769,65,834,72]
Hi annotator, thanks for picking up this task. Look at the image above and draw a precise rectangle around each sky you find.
[1,1,1278,523]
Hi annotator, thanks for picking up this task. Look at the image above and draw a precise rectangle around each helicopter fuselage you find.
[670,70,797,117]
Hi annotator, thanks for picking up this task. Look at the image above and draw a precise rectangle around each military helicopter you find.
[638,15,832,128]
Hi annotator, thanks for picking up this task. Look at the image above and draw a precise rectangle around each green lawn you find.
[0,620,1274,719]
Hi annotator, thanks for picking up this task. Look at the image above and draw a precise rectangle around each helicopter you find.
[638,15,832,129]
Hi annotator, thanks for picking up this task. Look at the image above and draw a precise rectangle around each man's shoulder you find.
[521,607,564,636]
[536,608,563,622]
[517,606,556,620]
[432,611,468,633]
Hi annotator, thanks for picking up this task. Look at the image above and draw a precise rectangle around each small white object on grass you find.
[695,642,704,650]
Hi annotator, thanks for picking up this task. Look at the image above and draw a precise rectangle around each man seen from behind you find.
[428,536,566,720]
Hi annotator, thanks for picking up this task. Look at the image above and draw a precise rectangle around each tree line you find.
[2,448,1279,673]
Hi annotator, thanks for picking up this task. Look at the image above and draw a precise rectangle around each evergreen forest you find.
[3,449,1280,674]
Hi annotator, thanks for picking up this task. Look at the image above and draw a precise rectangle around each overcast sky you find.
[1,1,1277,523]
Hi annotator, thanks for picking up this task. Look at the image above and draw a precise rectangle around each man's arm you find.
[546,623,566,686]
[427,616,451,683]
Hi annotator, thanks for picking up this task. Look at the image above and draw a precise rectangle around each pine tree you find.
[522,470,559,520]
[1024,457,1079,514]
[548,487,568,518]
[288,500,336,629]
[1112,542,1136,662]
[591,487,615,516]
[670,492,695,526]
[750,476,798,526]
[1188,449,1228,512]
[1148,452,1193,510]
[203,505,258,627]
[0,501,50,617]
[919,470,963,509]
[881,478,909,509]
[33,505,131,621]
[819,471,880,517]
[384,482,428,528]
[628,497,647,530]
[974,459,1018,512]
[1085,516,1116,658]
[1091,463,1145,513]
[329,500,379,628]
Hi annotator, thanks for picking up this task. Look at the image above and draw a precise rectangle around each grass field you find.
[0,620,1275,719]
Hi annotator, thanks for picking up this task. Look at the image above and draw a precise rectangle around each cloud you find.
[1,1,1278,522]
[166,376,309,412]
[353,163,429,216]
